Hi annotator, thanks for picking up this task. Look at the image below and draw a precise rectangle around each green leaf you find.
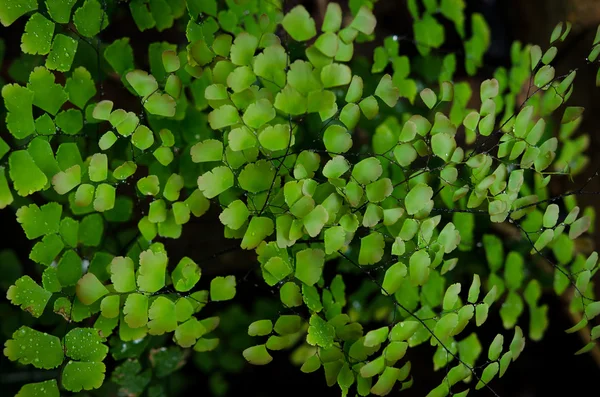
[241,217,274,250]
[75,273,108,305]
[3,84,36,139]
[29,234,64,266]
[280,282,302,307]
[243,344,273,365]
[488,334,504,361]
[7,276,52,317]
[92,100,113,120]
[534,65,555,88]
[88,153,107,182]
[191,139,223,162]
[359,355,385,378]
[137,248,167,293]
[274,85,307,115]
[543,204,559,228]
[352,157,382,185]
[322,3,342,32]
[405,183,433,215]
[126,70,158,98]
[413,15,444,55]
[55,109,83,135]
[274,315,302,335]
[443,283,461,310]
[13,143,50,191]
[46,34,78,72]
[62,361,106,392]
[98,131,117,151]
[123,293,148,328]
[163,174,183,201]
[65,327,108,361]
[306,314,335,349]
[249,320,273,337]
[476,303,489,326]
[409,249,431,286]
[47,0,77,24]
[243,99,275,129]
[162,49,180,73]
[73,0,107,38]
[57,250,82,286]
[420,88,437,109]
[382,262,407,295]
[434,313,458,343]
[359,232,385,265]
[239,160,275,193]
[208,104,240,129]
[51,165,80,195]
[21,13,54,55]
[28,67,69,116]
[16,380,60,397]
[145,92,176,117]
[346,75,363,103]
[104,38,134,75]
[569,216,590,239]
[295,248,325,286]
[148,297,177,335]
[197,166,233,198]
[210,275,236,301]
[315,32,338,58]
[5,326,63,369]
[475,362,499,390]
[230,32,258,66]
[364,327,389,347]
[229,126,257,151]
[0,0,37,26]
[375,74,399,107]
[323,125,352,153]
[282,6,316,42]
[66,67,96,109]
[259,124,292,151]
[480,78,499,101]
[431,133,456,162]
[227,66,256,93]
[321,63,352,88]
[350,6,376,35]
[171,257,201,292]
[17,204,61,240]
[219,200,250,231]
[79,213,104,246]
[359,95,379,120]
[366,178,393,203]
[307,90,337,120]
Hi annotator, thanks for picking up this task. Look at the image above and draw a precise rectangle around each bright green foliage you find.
[210,275,236,301]
[5,326,64,368]
[73,0,108,38]
[0,0,37,26]
[1,2,599,396]
[137,248,168,293]
[46,34,78,72]
[15,380,60,397]
[46,0,77,24]
[66,67,96,109]
[21,13,54,55]
[172,257,201,292]
[3,84,35,139]
[7,276,52,317]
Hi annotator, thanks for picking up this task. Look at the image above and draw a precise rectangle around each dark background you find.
[2,0,600,396]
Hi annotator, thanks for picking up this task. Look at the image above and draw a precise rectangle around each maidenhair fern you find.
[1,0,600,396]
